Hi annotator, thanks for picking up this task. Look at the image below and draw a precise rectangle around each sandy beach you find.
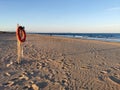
[0,33,120,90]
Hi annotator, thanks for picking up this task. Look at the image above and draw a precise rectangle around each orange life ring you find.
[16,26,26,42]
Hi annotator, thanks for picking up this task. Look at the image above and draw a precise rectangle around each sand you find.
[0,33,120,90]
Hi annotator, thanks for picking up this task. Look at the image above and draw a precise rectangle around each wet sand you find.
[0,33,120,90]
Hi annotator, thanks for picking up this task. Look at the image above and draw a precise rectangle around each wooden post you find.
[17,40,22,63]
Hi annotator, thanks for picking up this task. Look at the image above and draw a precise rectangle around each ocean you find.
[38,33,120,42]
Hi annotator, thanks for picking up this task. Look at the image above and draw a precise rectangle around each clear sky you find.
[0,0,120,33]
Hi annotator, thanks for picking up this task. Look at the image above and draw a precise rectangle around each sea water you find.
[38,33,120,42]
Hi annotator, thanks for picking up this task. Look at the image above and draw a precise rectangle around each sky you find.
[0,0,120,33]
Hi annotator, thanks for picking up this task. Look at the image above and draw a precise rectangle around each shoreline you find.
[37,34,120,46]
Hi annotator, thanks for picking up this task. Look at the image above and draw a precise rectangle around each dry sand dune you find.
[0,33,120,90]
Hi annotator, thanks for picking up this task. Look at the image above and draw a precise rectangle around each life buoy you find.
[16,26,26,42]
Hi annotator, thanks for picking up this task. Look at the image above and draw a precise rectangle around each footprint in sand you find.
[81,65,92,70]
[111,66,120,71]
[3,81,14,87]
[6,61,13,67]
[98,69,112,81]
[100,69,111,74]
[4,72,11,76]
